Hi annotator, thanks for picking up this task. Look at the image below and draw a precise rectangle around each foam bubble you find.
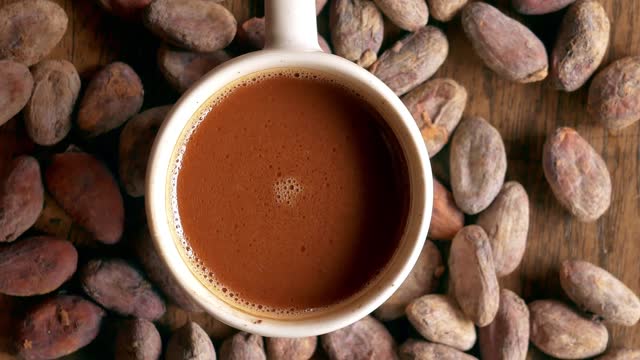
[273,176,303,206]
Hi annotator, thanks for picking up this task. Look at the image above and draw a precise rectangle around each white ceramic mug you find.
[146,0,433,337]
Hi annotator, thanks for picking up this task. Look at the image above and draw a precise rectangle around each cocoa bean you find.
[236,17,331,54]
[542,127,611,221]
[479,289,529,360]
[0,0,68,66]
[448,225,499,326]
[0,236,77,296]
[428,177,464,241]
[16,295,105,360]
[375,240,443,320]
[560,259,640,326]
[476,181,529,277]
[0,60,33,127]
[551,0,610,92]
[462,2,548,83]
[24,60,80,145]
[45,152,124,244]
[158,45,231,93]
[157,305,236,340]
[588,56,640,131]
[512,0,576,15]
[77,62,143,137]
[321,316,397,360]
[450,116,506,215]
[330,0,383,68]
[166,322,216,360]
[401,78,467,158]
[370,26,448,96]
[427,0,468,22]
[529,300,608,359]
[144,0,236,52]
[0,156,44,242]
[220,332,265,360]
[399,339,478,360]
[265,337,317,360]
[406,294,476,351]
[119,106,172,197]
[80,258,166,321]
[373,0,428,31]
[115,318,162,360]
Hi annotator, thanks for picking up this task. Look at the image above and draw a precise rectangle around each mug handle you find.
[264,0,322,52]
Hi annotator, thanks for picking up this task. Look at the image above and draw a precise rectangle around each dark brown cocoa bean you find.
[166,321,216,360]
[77,62,144,137]
[479,289,529,360]
[399,339,478,360]
[370,26,448,96]
[265,337,317,360]
[428,177,464,241]
[16,295,105,360]
[321,316,397,360]
[45,152,124,244]
[512,0,576,14]
[0,156,43,243]
[0,60,33,127]
[80,258,166,321]
[0,236,77,296]
[158,45,232,93]
[220,332,265,360]
[115,318,162,360]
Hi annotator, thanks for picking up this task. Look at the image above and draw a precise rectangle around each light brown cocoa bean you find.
[220,332,265,360]
[399,339,478,360]
[330,0,383,68]
[24,60,80,145]
[372,0,428,31]
[402,78,467,158]
[144,0,236,52]
[512,0,576,14]
[595,348,640,360]
[406,294,476,351]
[115,318,162,360]
[33,192,96,248]
[158,45,232,93]
[81,258,166,321]
[450,116,506,215]
[16,295,105,360]
[588,56,640,131]
[462,2,548,83]
[0,0,68,66]
[375,240,443,320]
[45,152,124,244]
[479,289,529,360]
[551,0,610,92]
[428,177,464,241]
[97,0,152,20]
[0,236,76,296]
[166,322,216,360]
[236,17,330,54]
[560,259,640,326]
[476,181,529,277]
[529,300,608,359]
[0,60,33,127]
[134,227,202,312]
[427,0,468,21]
[77,62,143,137]
[0,156,43,242]
[158,305,236,340]
[449,225,499,326]
[321,316,397,360]
[370,26,448,96]
[542,127,611,221]
[265,337,317,360]
[119,106,172,197]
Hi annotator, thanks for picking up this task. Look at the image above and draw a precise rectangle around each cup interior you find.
[146,50,433,337]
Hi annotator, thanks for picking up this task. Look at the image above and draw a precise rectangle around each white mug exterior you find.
[145,0,433,337]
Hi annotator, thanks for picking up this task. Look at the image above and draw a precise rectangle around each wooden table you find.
[1,0,638,358]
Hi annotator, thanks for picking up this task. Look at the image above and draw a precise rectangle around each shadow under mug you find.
[146,0,434,337]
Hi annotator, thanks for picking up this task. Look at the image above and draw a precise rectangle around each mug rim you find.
[146,49,434,337]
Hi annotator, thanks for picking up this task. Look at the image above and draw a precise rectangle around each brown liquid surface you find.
[176,71,408,315]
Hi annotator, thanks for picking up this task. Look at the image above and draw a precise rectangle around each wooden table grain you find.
[0,0,638,359]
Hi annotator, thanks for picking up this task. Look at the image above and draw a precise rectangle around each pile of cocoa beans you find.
[0,0,639,359]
